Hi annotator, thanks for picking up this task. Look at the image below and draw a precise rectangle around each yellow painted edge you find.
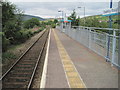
[53,29,86,88]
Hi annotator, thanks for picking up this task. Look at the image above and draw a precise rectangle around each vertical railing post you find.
[106,33,108,56]
[89,29,91,49]
[60,23,62,32]
[69,23,71,36]
[79,26,81,43]
[94,31,96,52]
[111,29,116,66]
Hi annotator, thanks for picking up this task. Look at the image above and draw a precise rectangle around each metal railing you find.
[56,25,119,68]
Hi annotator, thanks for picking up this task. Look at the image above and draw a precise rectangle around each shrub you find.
[51,24,56,28]
[2,1,23,44]
[28,30,34,36]
[23,18,40,29]
[2,52,17,64]
[13,30,33,44]
[2,33,10,52]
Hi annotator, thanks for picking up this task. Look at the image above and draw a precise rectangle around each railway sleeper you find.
[3,82,26,88]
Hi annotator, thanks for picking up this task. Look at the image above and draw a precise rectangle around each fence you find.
[56,25,119,68]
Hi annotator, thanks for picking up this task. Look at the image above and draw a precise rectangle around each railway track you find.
[1,29,49,89]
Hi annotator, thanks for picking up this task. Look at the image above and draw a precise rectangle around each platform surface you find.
[45,28,118,88]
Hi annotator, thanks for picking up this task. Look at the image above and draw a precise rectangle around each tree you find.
[68,9,78,26]
[76,16,80,26]
[23,18,40,29]
[2,1,23,29]
[2,1,23,36]
[54,19,58,24]
[1,1,23,51]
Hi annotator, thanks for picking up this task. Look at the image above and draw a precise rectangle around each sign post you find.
[107,0,113,63]
[102,0,119,66]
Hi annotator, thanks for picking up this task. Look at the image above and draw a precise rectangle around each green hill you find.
[22,14,45,21]
[80,14,119,29]
[83,15,118,22]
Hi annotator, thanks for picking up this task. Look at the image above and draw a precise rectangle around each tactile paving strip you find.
[53,29,86,88]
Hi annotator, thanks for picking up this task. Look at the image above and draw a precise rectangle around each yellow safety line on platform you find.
[53,29,86,88]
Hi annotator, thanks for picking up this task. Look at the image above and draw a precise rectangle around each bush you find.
[2,52,17,64]
[28,30,34,36]
[13,30,33,44]
[33,28,44,34]
[2,1,23,44]
[2,33,10,52]
[23,18,40,29]
[51,24,56,28]
[12,27,43,45]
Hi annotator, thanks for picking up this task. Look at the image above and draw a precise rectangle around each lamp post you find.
[58,10,64,32]
[58,10,64,20]
[78,6,85,26]
[76,7,81,26]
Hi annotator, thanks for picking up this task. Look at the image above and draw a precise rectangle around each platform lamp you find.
[58,10,64,32]
[78,6,85,26]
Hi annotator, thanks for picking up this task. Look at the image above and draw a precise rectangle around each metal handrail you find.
[72,26,119,31]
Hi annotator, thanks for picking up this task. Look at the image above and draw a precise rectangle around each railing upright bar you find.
[89,29,91,49]
[57,25,119,68]
[111,30,116,66]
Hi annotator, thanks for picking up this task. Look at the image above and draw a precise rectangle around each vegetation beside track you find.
[1,1,58,74]
[1,1,57,52]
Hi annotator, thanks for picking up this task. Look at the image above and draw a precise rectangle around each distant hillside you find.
[82,14,118,22]
[80,14,119,29]
[45,18,55,21]
[22,14,45,21]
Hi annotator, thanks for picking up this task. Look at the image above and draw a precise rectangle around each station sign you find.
[102,8,119,16]
[60,20,72,22]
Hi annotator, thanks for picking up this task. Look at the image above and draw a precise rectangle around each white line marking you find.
[40,29,51,89]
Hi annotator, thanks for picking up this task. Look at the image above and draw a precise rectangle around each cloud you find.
[8,0,120,2]
[9,2,119,18]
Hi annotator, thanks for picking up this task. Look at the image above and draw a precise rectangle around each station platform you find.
[44,28,118,88]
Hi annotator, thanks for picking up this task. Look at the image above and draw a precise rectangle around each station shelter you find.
[59,19,72,32]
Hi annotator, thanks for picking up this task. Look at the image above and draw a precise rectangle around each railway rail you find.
[1,29,49,89]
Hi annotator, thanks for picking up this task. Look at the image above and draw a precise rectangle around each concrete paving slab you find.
[55,28,118,88]
[45,30,69,88]
[53,29,86,88]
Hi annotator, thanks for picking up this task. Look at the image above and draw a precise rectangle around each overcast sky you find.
[8,0,119,18]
